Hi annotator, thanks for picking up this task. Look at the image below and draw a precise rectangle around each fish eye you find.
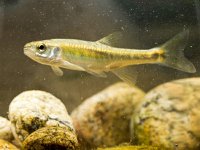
[39,44,45,50]
[37,44,46,53]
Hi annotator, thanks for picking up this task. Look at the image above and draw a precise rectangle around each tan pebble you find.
[23,126,79,150]
[8,90,75,146]
[71,82,145,147]
[132,78,200,150]
[0,117,13,142]
[0,139,19,150]
[97,145,158,150]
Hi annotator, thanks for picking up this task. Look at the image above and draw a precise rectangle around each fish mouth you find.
[24,45,34,56]
[23,46,38,63]
[24,48,33,57]
[23,46,49,65]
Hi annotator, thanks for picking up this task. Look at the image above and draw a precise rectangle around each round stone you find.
[132,78,200,149]
[0,139,19,150]
[8,90,75,146]
[23,126,79,150]
[71,82,145,147]
[0,116,13,141]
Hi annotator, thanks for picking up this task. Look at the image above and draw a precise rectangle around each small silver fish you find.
[24,30,196,84]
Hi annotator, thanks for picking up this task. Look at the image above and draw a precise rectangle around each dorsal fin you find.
[96,32,123,46]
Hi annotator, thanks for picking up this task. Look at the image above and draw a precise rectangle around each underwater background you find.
[0,0,199,116]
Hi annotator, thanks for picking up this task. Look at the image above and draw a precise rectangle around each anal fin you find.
[111,66,138,85]
[86,69,107,78]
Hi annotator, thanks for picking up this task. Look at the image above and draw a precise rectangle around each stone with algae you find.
[132,78,200,150]
[71,82,145,147]
[22,126,79,150]
[0,139,19,150]
[97,145,158,150]
[8,90,78,149]
[0,116,13,142]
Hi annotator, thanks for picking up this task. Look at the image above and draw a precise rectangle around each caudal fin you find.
[160,30,196,73]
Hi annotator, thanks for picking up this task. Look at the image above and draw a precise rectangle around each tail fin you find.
[160,30,196,73]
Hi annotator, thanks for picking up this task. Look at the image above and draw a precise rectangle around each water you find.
[0,1,200,150]
[0,0,199,116]
[0,0,199,139]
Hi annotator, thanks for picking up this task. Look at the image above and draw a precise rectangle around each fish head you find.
[24,40,62,65]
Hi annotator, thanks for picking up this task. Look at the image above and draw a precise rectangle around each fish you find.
[24,30,196,84]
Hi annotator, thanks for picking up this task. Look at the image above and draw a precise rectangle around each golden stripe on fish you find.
[62,44,108,60]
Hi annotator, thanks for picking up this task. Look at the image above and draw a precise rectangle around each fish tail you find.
[159,30,196,73]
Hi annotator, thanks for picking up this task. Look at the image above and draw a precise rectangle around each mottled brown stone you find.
[71,82,145,147]
[132,78,200,150]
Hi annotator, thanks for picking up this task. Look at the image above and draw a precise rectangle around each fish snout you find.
[23,43,33,55]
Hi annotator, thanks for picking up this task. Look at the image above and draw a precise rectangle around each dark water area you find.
[0,0,199,116]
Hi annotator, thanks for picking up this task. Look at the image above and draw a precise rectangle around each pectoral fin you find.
[51,66,63,76]
[61,60,85,71]
[112,66,138,85]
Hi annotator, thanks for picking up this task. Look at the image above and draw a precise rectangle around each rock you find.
[23,126,79,150]
[132,78,200,150]
[8,90,79,149]
[71,82,145,147]
[0,139,19,150]
[0,116,13,141]
[98,145,158,150]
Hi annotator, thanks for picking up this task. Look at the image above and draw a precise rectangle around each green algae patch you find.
[98,145,158,150]
[22,126,79,150]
